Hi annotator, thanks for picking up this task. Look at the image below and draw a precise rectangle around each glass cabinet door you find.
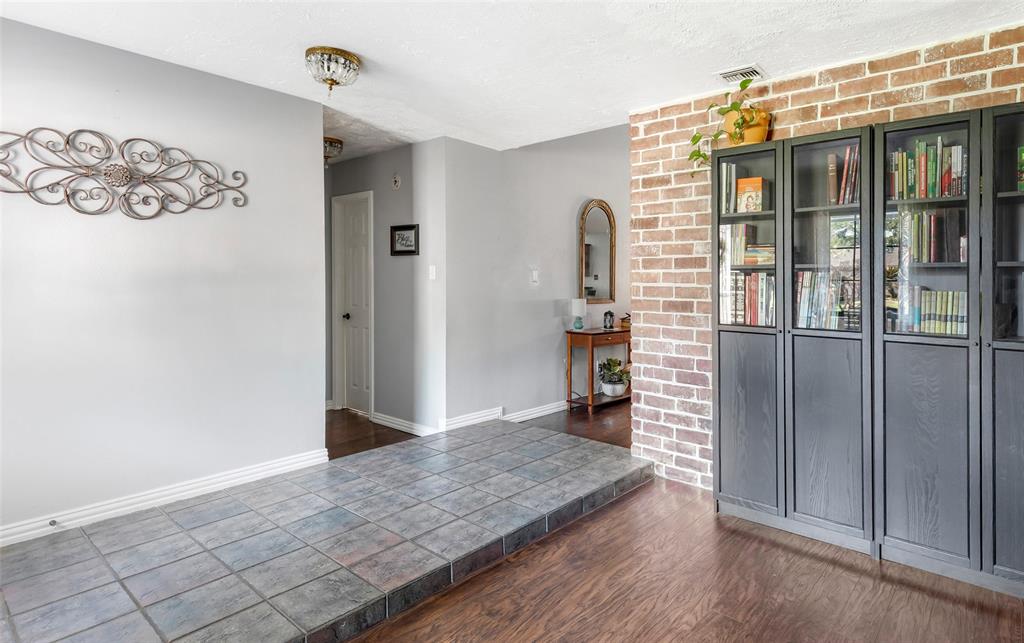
[717,149,777,327]
[992,110,1024,342]
[790,138,863,331]
[882,122,970,337]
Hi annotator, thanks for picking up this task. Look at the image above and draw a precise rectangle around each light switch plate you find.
[429,264,437,280]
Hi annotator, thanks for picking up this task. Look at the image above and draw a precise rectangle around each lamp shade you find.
[570,298,587,318]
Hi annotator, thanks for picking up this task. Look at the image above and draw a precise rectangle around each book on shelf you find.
[736,177,764,212]
[719,163,769,214]
[725,272,775,325]
[1018,146,1024,191]
[887,287,967,335]
[723,224,775,266]
[794,270,850,330]
[826,144,860,206]
[902,207,966,263]
[888,136,967,200]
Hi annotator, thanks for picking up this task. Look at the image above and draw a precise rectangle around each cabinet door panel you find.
[884,343,970,558]
[719,331,777,509]
[793,336,863,528]
[994,350,1024,576]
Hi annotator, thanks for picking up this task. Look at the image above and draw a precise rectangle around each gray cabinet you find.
[714,111,1023,598]
[982,103,1024,584]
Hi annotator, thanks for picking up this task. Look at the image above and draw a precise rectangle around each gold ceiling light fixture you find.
[323,136,344,167]
[305,46,361,96]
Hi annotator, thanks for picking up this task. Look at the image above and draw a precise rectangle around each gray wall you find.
[445,127,630,418]
[328,126,629,427]
[327,142,446,428]
[1,21,326,525]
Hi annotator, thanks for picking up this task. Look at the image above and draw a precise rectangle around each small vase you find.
[722,108,771,146]
[602,382,627,397]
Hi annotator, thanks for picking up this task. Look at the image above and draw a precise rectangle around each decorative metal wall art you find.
[0,128,247,219]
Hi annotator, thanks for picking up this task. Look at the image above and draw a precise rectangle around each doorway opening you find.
[330,191,374,416]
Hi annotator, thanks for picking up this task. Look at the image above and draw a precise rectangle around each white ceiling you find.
[4,2,1023,161]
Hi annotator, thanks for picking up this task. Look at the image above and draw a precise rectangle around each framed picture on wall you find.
[390,224,419,256]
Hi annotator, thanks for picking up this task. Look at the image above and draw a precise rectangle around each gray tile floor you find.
[0,420,653,642]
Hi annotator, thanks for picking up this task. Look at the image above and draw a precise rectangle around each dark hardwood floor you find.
[326,402,631,459]
[329,404,1023,642]
[356,478,1023,642]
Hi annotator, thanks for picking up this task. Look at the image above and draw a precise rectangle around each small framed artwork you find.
[390,224,419,256]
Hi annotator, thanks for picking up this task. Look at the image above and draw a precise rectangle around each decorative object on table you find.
[603,310,615,329]
[620,313,631,330]
[571,298,587,330]
[0,127,247,219]
[687,78,772,169]
[390,224,419,256]
[323,137,344,167]
[305,46,361,96]
[577,199,616,304]
[597,357,631,397]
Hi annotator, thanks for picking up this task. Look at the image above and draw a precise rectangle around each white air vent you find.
[717,65,765,84]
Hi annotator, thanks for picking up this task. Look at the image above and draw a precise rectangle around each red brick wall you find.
[628,25,1024,487]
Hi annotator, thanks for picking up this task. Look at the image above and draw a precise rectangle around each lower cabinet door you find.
[718,331,779,512]
[994,350,1024,580]
[791,336,864,531]
[883,342,972,565]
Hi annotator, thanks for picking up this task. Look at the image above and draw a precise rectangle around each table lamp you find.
[571,298,587,330]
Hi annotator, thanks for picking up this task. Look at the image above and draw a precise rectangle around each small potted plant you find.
[688,78,772,168]
[598,357,631,397]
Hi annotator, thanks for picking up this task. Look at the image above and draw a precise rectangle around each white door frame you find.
[330,191,374,416]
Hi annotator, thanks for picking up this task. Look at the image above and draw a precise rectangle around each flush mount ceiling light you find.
[323,136,344,167]
[305,46,361,96]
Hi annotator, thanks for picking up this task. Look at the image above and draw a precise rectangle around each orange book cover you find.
[735,177,764,212]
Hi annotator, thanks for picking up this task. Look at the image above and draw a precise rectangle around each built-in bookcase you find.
[982,103,1024,585]
[713,108,1024,599]
[872,111,981,574]
[712,140,785,517]
[782,128,872,546]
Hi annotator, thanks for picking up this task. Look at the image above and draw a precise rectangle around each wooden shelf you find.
[728,264,776,271]
[996,191,1024,200]
[567,391,631,409]
[886,196,967,206]
[720,210,775,220]
[996,261,1024,268]
[909,261,967,269]
[793,203,861,213]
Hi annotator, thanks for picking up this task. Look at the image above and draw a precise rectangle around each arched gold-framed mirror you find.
[578,198,615,304]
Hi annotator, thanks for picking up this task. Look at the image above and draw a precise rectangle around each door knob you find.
[342,313,351,320]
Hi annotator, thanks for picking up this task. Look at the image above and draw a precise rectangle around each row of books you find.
[719,163,767,214]
[888,136,967,200]
[827,143,861,205]
[889,287,968,336]
[724,224,775,265]
[794,271,854,330]
[900,209,968,264]
[723,272,776,326]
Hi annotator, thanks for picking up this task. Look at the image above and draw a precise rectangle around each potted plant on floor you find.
[598,357,631,397]
[687,78,772,168]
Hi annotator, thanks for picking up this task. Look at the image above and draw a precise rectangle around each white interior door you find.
[332,193,372,414]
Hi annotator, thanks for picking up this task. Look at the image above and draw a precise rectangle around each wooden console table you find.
[565,328,631,414]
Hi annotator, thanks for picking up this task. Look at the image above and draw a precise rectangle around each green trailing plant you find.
[687,78,764,168]
[598,357,631,385]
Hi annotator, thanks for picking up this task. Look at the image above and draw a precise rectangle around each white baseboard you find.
[371,412,440,437]
[442,406,503,431]
[502,400,567,423]
[326,399,339,410]
[0,448,328,547]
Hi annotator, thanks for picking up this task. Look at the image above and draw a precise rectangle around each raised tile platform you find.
[0,420,653,642]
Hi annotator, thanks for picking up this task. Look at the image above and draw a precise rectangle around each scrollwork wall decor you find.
[0,128,247,219]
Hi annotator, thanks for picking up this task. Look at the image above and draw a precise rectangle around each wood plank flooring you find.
[357,478,1022,642]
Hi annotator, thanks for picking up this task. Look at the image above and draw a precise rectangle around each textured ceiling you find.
[4,1,1023,160]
